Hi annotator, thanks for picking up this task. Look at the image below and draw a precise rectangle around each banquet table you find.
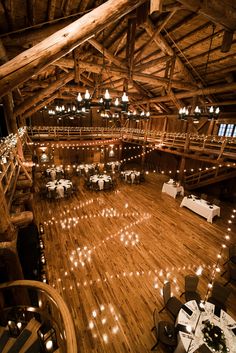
[77,163,96,174]
[175,300,236,353]
[46,166,64,175]
[46,179,72,198]
[180,196,220,223]
[162,182,184,198]
[89,174,112,190]
[121,170,140,183]
[107,161,121,171]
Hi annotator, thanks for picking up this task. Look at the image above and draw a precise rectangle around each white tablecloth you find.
[46,166,63,174]
[180,196,220,223]
[175,300,236,353]
[89,174,111,190]
[46,179,72,197]
[162,182,184,198]
[121,170,140,183]
[77,163,96,172]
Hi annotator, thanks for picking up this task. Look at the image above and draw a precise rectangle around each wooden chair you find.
[208,281,231,311]
[180,275,201,302]
[159,282,183,319]
[151,308,177,351]
[224,261,236,286]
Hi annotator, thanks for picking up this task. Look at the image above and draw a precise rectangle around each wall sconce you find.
[37,322,58,352]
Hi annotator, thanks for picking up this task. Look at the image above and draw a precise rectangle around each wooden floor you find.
[33,172,236,353]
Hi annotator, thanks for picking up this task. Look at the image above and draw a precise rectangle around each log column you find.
[0,40,18,134]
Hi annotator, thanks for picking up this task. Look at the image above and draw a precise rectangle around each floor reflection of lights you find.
[88,304,121,343]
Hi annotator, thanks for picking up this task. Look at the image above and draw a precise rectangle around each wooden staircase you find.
[0,318,61,353]
[184,166,236,190]
[0,318,41,353]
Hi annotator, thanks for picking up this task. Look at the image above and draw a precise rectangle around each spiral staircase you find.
[0,280,77,353]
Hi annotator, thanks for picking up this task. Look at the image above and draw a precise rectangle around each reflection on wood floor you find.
[33,172,236,353]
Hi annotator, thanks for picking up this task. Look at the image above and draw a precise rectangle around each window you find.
[225,124,234,137]
[218,123,235,137]
[218,124,226,136]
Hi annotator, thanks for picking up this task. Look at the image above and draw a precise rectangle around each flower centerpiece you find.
[202,320,229,353]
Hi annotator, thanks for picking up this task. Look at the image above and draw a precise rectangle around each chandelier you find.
[178,106,220,122]
[77,89,129,113]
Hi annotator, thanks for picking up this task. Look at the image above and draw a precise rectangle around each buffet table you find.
[162,182,184,198]
[175,300,236,353]
[180,196,220,223]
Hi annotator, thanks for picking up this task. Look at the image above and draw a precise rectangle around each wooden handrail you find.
[0,280,78,353]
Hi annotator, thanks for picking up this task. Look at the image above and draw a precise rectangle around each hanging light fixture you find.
[178,105,219,122]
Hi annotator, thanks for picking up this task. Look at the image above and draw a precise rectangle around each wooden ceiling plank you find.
[88,38,126,69]
[23,92,59,119]
[178,0,236,31]
[48,0,57,21]
[14,71,74,117]
[27,0,36,26]
[0,0,147,99]
[134,10,176,64]
[135,55,170,72]
[74,60,196,90]
[2,0,15,32]
[137,81,236,105]
[143,18,197,84]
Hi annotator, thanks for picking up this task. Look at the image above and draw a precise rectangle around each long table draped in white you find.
[180,196,220,223]
[162,182,184,198]
[175,300,236,353]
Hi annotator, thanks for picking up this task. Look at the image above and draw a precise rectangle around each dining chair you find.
[159,281,183,319]
[180,275,201,302]
[151,308,177,351]
[227,244,236,264]
[224,261,236,286]
[208,281,231,311]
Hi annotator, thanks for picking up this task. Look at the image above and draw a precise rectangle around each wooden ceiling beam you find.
[134,10,176,64]
[135,55,170,72]
[88,38,126,69]
[177,0,236,31]
[14,71,74,117]
[0,0,147,99]
[142,18,197,84]
[62,59,195,90]
[23,92,59,119]
[137,81,236,104]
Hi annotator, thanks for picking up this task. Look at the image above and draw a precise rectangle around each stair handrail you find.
[0,280,77,353]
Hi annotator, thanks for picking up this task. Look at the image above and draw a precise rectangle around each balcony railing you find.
[0,280,77,353]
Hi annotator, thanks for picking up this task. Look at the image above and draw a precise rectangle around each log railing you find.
[27,126,236,165]
[184,165,236,189]
[0,280,77,353]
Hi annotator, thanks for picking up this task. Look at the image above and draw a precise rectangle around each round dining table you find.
[175,300,236,353]
[46,179,72,198]
[89,174,112,190]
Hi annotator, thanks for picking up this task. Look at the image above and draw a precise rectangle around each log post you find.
[0,183,15,241]
[0,40,18,134]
